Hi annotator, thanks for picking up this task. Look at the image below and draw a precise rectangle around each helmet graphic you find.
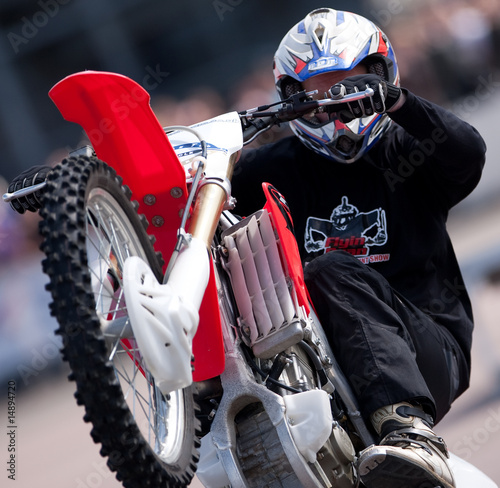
[273,8,399,163]
[331,196,358,229]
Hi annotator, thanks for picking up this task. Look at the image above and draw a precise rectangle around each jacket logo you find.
[304,196,390,263]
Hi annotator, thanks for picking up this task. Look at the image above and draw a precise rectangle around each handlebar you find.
[2,88,374,205]
[240,87,374,144]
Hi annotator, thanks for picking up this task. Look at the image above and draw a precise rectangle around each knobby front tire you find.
[39,155,200,487]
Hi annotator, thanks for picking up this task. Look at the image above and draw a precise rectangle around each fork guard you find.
[123,236,210,394]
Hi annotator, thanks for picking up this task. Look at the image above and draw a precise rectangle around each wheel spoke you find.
[84,189,184,460]
[113,350,167,438]
[86,207,113,269]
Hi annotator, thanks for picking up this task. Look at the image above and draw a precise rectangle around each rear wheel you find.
[236,403,302,488]
[39,155,200,487]
[235,346,317,487]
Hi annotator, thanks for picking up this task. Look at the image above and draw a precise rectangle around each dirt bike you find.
[3,71,497,488]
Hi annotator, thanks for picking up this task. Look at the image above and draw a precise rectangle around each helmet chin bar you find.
[329,138,364,164]
[335,135,357,157]
[290,117,368,164]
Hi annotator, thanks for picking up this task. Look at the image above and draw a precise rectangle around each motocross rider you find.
[231,8,486,488]
[6,7,486,488]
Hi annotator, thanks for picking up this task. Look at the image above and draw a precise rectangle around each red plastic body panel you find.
[263,183,310,314]
[49,71,224,381]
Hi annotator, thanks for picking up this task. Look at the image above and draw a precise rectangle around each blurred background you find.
[0,0,499,486]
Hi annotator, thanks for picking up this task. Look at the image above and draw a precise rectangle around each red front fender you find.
[49,71,224,381]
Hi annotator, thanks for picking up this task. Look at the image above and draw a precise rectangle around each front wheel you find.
[39,155,200,487]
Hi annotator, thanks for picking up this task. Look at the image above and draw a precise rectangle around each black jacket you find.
[232,90,486,363]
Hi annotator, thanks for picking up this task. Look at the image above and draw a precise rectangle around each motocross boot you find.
[357,402,455,488]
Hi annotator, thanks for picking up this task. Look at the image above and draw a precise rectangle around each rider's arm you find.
[386,90,486,208]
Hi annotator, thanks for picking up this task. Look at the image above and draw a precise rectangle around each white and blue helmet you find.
[274,8,399,163]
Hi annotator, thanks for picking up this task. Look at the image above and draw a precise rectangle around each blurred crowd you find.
[2,0,499,271]
[1,0,499,385]
[151,0,500,129]
[379,0,500,103]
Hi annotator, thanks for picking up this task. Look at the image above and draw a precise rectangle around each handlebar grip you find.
[3,181,47,203]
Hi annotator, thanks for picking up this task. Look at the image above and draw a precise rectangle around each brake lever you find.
[316,87,374,108]
[3,181,47,203]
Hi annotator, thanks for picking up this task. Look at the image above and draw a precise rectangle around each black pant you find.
[303,251,469,424]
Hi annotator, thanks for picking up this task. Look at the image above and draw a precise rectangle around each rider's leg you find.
[303,250,469,487]
[303,250,469,422]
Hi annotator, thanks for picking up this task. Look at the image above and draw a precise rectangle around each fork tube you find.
[188,152,239,248]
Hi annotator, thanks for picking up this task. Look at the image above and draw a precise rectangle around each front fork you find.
[122,152,238,394]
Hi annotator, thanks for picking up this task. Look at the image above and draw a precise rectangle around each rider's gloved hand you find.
[8,165,52,214]
[329,74,404,122]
